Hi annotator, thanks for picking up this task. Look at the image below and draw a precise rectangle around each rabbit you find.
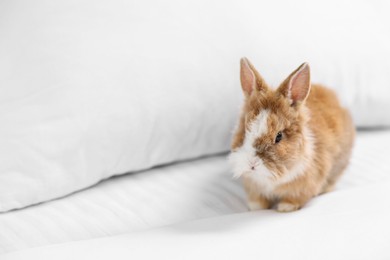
[229,58,355,212]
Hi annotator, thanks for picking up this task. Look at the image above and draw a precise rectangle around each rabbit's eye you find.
[275,132,283,144]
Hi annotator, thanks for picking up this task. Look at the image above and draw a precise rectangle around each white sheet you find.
[1,130,390,255]
[4,181,390,260]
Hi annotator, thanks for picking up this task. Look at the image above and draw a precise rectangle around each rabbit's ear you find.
[278,62,311,106]
[240,57,268,97]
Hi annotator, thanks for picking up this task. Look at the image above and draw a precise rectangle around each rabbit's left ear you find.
[278,62,311,106]
[240,57,268,97]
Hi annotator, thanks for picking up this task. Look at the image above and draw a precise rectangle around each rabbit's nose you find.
[249,158,258,170]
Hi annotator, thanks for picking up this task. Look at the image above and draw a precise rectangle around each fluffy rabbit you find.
[229,58,355,212]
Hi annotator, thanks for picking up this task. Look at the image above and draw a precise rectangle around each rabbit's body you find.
[229,59,355,212]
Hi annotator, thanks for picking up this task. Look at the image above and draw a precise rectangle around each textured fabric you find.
[1,0,390,212]
[1,130,390,255]
[4,182,390,260]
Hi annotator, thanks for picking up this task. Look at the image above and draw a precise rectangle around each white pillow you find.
[1,0,389,212]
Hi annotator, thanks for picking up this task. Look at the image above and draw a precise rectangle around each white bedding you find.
[4,182,390,260]
[2,0,390,213]
[1,130,390,256]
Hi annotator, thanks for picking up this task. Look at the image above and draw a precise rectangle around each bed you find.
[1,0,390,259]
[2,130,390,259]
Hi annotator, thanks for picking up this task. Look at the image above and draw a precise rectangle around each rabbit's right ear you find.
[278,62,311,106]
[240,57,267,97]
